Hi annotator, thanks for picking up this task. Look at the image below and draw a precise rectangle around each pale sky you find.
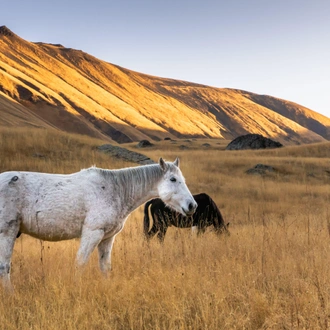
[1,0,330,118]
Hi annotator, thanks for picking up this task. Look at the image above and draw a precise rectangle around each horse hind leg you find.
[157,225,168,243]
[146,223,159,241]
[144,212,160,241]
[0,214,20,292]
[0,239,15,292]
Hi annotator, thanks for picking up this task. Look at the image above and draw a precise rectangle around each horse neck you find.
[113,164,163,214]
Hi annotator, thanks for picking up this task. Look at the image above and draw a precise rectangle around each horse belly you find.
[20,206,86,241]
[18,177,88,241]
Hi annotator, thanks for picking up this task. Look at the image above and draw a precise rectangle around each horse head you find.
[157,158,197,216]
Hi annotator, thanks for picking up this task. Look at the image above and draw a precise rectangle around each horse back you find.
[0,170,91,241]
[1,170,84,207]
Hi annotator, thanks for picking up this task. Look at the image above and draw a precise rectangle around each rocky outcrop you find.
[137,140,153,148]
[97,144,155,164]
[246,164,276,175]
[226,134,283,150]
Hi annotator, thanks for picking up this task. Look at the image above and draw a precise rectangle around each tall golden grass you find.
[1,128,330,329]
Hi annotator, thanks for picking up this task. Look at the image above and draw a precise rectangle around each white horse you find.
[0,158,197,291]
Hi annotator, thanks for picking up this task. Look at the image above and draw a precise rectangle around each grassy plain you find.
[1,128,330,329]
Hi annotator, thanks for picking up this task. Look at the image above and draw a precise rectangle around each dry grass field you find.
[1,128,330,329]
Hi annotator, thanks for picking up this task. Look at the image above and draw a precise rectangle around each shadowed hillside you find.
[1,25,329,144]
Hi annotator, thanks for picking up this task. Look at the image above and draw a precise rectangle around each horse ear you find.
[159,158,167,171]
[174,157,180,168]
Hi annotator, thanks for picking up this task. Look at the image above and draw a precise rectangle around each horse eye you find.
[170,177,177,182]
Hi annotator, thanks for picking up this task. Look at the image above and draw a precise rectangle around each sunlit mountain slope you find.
[1,25,329,144]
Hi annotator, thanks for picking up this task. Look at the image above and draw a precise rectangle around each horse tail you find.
[143,199,154,238]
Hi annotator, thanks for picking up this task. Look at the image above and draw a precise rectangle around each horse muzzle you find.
[182,201,197,216]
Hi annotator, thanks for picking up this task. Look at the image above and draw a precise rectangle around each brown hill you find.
[0,25,329,145]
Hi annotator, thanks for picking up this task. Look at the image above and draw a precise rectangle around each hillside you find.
[0,25,329,144]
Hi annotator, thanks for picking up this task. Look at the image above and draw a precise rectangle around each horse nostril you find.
[188,202,194,211]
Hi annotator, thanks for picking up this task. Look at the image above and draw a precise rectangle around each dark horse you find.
[144,193,229,241]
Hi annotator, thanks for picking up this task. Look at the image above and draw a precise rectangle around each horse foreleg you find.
[197,227,207,236]
[97,236,116,275]
[76,228,104,269]
[191,226,198,237]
